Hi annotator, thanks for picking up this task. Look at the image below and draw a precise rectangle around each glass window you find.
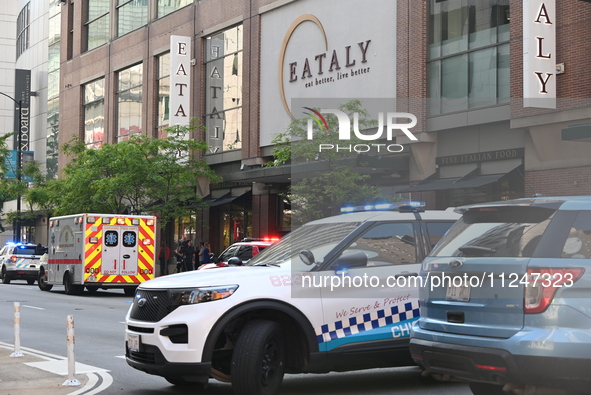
[218,245,240,263]
[117,0,148,37]
[46,97,59,179]
[247,222,360,271]
[561,212,591,259]
[86,0,110,51]
[157,53,170,138]
[158,0,192,18]
[469,47,496,108]
[340,223,417,266]
[431,207,555,258]
[440,0,469,56]
[236,246,253,261]
[428,0,510,115]
[117,64,143,141]
[425,222,456,249]
[497,43,510,103]
[205,25,243,153]
[16,3,30,59]
[84,78,105,149]
[441,54,468,113]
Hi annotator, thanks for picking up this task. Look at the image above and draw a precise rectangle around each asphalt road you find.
[0,281,471,395]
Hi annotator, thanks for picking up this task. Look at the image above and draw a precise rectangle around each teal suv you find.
[410,196,591,395]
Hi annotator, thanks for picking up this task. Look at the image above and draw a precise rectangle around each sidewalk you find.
[0,345,90,395]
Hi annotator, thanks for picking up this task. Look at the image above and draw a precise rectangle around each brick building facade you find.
[54,0,591,251]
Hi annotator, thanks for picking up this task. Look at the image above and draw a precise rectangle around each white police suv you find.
[0,242,46,285]
[125,202,460,395]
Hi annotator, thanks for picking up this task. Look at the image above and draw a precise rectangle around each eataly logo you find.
[279,15,372,119]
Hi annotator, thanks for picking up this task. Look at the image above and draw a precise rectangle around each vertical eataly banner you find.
[523,0,556,109]
[170,36,192,127]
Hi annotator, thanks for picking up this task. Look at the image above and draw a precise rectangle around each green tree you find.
[0,133,19,231]
[5,159,54,228]
[269,100,387,224]
[44,121,220,230]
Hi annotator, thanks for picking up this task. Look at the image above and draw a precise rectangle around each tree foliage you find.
[269,100,388,224]
[41,121,219,229]
[0,133,19,231]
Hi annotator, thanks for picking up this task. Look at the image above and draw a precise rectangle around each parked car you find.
[125,202,460,394]
[199,238,278,269]
[0,242,47,285]
[410,196,591,395]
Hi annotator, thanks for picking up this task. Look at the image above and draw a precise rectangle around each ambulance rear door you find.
[101,224,139,276]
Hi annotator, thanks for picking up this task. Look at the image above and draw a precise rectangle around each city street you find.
[0,281,470,395]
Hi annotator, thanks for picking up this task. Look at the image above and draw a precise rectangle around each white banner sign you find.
[523,0,556,109]
[170,35,191,126]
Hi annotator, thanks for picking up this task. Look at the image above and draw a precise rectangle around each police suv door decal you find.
[318,222,421,351]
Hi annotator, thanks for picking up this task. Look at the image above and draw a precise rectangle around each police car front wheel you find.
[231,320,286,395]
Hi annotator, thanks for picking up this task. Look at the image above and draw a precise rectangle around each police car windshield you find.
[247,222,360,269]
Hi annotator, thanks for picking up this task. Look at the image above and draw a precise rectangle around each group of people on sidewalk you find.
[158,239,213,276]
[176,239,213,272]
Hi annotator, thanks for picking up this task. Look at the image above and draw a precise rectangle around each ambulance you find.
[39,213,157,296]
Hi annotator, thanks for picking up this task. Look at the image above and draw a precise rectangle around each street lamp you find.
[0,91,23,243]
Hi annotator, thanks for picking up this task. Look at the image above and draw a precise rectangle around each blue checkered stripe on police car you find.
[316,300,420,344]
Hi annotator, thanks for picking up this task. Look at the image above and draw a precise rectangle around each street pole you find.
[0,92,23,242]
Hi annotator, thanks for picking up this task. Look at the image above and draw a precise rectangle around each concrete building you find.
[30,0,591,251]
[0,0,54,245]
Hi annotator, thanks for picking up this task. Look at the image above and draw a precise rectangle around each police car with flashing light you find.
[125,202,460,395]
[0,242,47,285]
[201,237,279,269]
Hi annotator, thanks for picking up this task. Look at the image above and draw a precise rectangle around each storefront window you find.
[428,0,510,115]
[117,64,143,141]
[84,78,105,148]
[222,203,251,251]
[117,0,148,37]
[85,0,110,51]
[205,25,243,153]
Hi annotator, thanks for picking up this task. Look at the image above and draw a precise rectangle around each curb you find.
[0,342,112,395]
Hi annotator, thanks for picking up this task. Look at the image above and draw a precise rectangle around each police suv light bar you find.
[340,201,426,214]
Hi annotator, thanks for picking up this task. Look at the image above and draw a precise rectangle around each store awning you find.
[204,190,251,207]
[561,123,591,142]
[190,190,251,208]
[399,166,520,193]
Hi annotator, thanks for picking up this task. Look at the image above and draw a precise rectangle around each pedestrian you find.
[202,242,212,264]
[158,242,171,276]
[183,240,196,271]
[198,242,205,266]
[175,238,187,273]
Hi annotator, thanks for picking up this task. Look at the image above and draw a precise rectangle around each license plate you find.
[446,282,470,302]
[127,333,140,352]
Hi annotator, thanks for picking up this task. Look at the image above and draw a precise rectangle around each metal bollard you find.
[62,315,81,386]
[10,302,24,357]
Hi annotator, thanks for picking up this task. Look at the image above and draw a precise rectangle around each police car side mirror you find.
[227,257,243,266]
[299,250,316,266]
[331,251,368,271]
